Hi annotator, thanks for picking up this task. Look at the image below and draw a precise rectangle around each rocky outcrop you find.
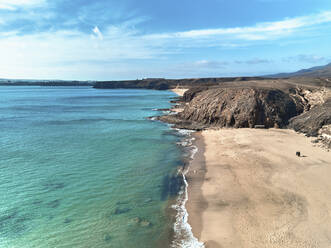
[181,86,210,102]
[289,99,331,137]
[161,87,305,130]
[318,125,331,148]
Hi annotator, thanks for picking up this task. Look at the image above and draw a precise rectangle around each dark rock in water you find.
[43,181,65,192]
[116,201,129,206]
[131,217,152,227]
[47,199,61,209]
[155,108,171,111]
[132,217,141,224]
[140,220,152,227]
[104,233,112,242]
[0,210,31,237]
[32,200,43,205]
[64,218,72,224]
[114,207,131,215]
[0,211,18,225]
[160,174,184,201]
[144,198,153,204]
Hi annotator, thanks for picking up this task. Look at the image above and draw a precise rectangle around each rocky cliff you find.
[160,82,331,147]
[289,99,331,137]
[161,87,307,130]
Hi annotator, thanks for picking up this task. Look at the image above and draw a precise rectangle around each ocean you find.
[0,86,197,248]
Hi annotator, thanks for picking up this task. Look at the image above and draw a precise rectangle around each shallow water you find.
[0,86,182,248]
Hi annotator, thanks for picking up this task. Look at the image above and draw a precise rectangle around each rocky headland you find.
[161,78,331,147]
[95,76,330,147]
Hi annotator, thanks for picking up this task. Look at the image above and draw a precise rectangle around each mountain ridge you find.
[267,62,331,78]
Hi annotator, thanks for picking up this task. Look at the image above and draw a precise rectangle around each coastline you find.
[185,133,207,241]
[168,88,205,247]
[171,88,188,97]
[187,128,331,248]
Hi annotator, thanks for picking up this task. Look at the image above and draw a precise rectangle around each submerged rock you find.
[132,217,141,224]
[47,199,61,209]
[140,220,152,227]
[113,207,131,215]
[64,218,72,224]
[104,233,112,242]
[131,217,152,227]
[160,174,184,201]
[42,181,65,192]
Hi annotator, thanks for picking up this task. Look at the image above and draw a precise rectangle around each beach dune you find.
[187,128,331,248]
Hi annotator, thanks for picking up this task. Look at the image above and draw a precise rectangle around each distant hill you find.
[267,63,331,78]
[0,79,94,86]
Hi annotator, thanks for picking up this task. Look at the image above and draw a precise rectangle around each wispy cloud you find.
[283,54,329,64]
[0,0,44,10]
[146,11,331,42]
[92,26,103,40]
[0,8,331,79]
[194,60,228,68]
[235,58,272,64]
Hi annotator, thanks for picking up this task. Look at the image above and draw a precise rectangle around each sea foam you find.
[171,129,205,248]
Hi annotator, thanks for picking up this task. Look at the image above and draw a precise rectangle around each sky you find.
[0,0,331,80]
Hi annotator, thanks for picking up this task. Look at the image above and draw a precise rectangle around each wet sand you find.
[187,128,331,248]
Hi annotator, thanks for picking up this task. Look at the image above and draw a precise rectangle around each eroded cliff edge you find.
[160,79,331,147]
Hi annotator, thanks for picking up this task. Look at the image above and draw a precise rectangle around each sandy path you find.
[187,128,331,248]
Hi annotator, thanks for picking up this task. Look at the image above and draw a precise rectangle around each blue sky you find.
[0,0,331,80]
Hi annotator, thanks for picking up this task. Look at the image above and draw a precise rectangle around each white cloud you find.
[0,11,331,79]
[235,58,272,64]
[0,0,44,10]
[283,54,329,64]
[92,26,103,40]
[194,60,228,68]
[146,11,331,41]
[0,28,167,79]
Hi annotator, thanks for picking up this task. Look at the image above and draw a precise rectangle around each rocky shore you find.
[162,79,331,148]
[168,81,331,248]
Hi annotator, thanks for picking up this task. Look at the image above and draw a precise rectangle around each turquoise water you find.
[0,87,183,248]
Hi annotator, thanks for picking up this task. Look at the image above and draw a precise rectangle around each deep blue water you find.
[0,86,182,248]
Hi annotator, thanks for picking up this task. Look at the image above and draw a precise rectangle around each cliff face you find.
[289,99,331,137]
[161,87,305,129]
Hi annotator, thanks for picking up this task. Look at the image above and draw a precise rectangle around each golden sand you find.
[186,128,331,248]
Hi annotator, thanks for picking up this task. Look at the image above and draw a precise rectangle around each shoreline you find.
[185,132,207,241]
[170,88,188,97]
[166,88,205,247]
[169,129,204,248]
[186,128,331,248]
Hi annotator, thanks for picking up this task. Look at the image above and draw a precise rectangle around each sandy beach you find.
[171,88,188,97]
[186,128,331,248]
